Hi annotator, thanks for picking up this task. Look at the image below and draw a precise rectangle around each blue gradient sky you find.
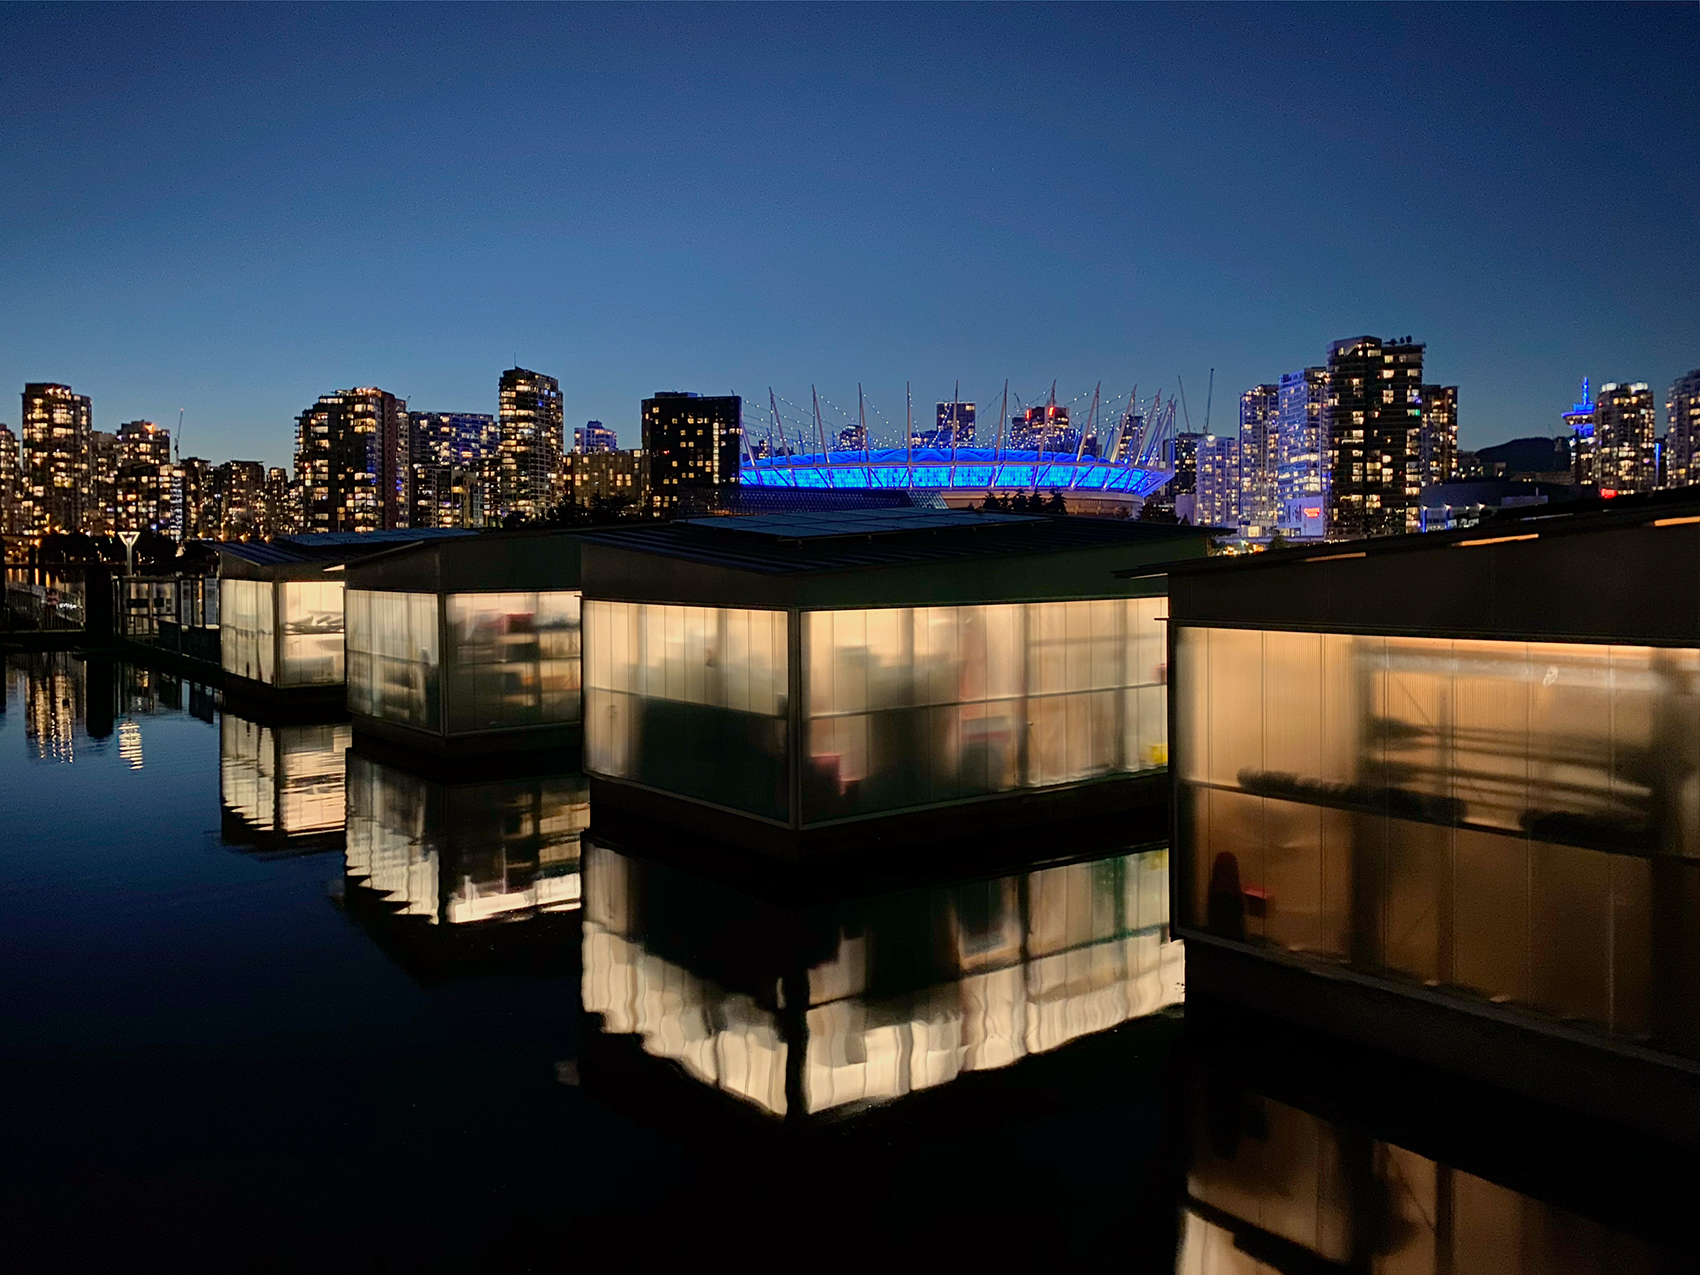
[3,2,1696,468]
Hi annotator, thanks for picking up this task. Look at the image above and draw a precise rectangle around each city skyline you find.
[3,5,1696,469]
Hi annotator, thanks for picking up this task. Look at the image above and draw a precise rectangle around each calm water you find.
[1,652,1693,1271]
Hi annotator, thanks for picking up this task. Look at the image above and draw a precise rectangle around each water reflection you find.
[343,750,589,925]
[3,652,205,763]
[582,841,1182,1119]
[218,712,351,854]
[1181,1061,1672,1274]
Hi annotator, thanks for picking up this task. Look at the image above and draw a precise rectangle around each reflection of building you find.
[19,652,85,762]
[1182,1074,1663,1273]
[1170,497,1700,1143]
[643,392,741,517]
[21,382,93,537]
[344,751,588,926]
[6,654,196,764]
[219,713,351,854]
[582,840,1180,1120]
[580,508,1210,854]
[343,530,582,753]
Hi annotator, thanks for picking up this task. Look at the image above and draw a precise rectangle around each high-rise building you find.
[1237,384,1280,534]
[116,461,170,535]
[1110,405,1145,464]
[1594,382,1657,495]
[1008,404,1071,452]
[409,411,497,528]
[262,467,296,538]
[575,421,617,453]
[1196,433,1241,529]
[1324,336,1425,538]
[171,456,215,540]
[117,419,171,468]
[562,448,647,509]
[214,461,267,539]
[0,424,21,537]
[21,383,93,537]
[1564,379,1596,486]
[497,367,563,522]
[294,387,410,533]
[1169,432,1202,523]
[1276,367,1329,539]
[1664,370,1700,491]
[933,402,975,447]
[88,430,120,535]
[643,392,742,516]
[1418,384,1459,488]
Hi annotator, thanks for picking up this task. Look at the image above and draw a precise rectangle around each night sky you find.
[3,2,1696,468]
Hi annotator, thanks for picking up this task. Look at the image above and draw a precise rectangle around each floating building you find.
[1168,492,1700,1144]
[340,529,583,754]
[219,529,473,703]
[576,507,1213,859]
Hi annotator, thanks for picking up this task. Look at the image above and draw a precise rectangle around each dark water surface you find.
[1,654,1693,1272]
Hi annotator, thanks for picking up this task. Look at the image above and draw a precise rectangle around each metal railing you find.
[4,564,90,632]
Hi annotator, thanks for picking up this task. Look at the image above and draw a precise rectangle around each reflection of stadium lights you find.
[118,718,143,770]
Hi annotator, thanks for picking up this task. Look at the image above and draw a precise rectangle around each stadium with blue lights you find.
[740,447,1174,510]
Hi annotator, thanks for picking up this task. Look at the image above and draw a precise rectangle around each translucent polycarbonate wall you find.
[347,590,440,728]
[1176,625,1700,1062]
[347,589,582,736]
[278,580,345,686]
[444,591,581,733]
[344,754,588,924]
[220,578,275,684]
[802,597,1167,821]
[219,714,351,843]
[583,601,789,821]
